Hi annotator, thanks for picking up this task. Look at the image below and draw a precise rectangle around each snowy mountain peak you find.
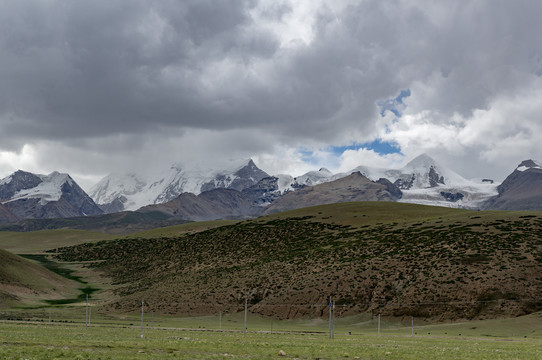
[45,171,74,186]
[6,171,75,204]
[516,159,542,172]
[0,170,44,201]
[89,172,147,205]
[0,169,102,219]
[404,153,439,170]
[293,168,334,187]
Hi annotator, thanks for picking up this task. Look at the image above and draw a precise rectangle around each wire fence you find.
[1,295,541,339]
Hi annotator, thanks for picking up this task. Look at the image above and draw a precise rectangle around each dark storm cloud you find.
[0,0,279,141]
[0,0,421,147]
[2,0,542,183]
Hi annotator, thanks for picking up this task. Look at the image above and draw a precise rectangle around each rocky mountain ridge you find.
[1,155,541,226]
[90,159,269,212]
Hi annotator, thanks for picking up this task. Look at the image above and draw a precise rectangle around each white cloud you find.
[0,145,38,175]
[337,148,405,173]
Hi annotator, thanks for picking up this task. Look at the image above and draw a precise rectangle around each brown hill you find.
[0,248,77,306]
[138,188,263,221]
[264,172,401,214]
[0,203,17,225]
[53,202,542,321]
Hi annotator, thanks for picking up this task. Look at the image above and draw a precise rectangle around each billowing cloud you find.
[1,0,542,188]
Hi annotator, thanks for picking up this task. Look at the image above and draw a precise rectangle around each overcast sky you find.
[1,0,542,190]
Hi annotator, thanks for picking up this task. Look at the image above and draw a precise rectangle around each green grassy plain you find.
[1,317,542,359]
[0,229,112,254]
[126,219,239,239]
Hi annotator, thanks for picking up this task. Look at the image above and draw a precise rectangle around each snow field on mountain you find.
[6,172,73,205]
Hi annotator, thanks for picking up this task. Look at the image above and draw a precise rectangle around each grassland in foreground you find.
[1,318,542,360]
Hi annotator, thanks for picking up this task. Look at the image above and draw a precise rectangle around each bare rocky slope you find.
[482,160,542,210]
[0,204,17,225]
[264,172,402,214]
[138,188,264,221]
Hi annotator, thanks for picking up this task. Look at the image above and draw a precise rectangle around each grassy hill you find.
[0,210,189,235]
[51,202,542,321]
[0,248,79,307]
[0,229,112,254]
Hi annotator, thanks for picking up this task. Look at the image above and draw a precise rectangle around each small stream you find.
[19,254,100,305]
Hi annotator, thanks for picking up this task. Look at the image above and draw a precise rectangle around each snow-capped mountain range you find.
[285,154,499,209]
[1,154,540,225]
[89,159,269,212]
[89,154,499,213]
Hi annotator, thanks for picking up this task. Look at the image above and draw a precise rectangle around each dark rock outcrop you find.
[241,176,282,205]
[376,178,403,200]
[440,191,464,202]
[428,166,445,187]
[200,160,269,193]
[394,175,415,190]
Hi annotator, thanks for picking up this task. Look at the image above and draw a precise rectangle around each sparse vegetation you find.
[45,202,542,321]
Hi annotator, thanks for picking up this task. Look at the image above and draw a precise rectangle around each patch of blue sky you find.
[378,89,411,117]
[298,140,402,169]
[331,139,401,156]
[298,90,408,166]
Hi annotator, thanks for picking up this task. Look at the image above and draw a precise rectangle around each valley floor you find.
[2,306,542,359]
[1,316,542,359]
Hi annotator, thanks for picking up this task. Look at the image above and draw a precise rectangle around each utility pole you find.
[219,311,222,330]
[332,299,335,339]
[378,313,381,337]
[244,297,248,335]
[411,316,414,336]
[328,296,332,340]
[85,294,88,329]
[141,299,144,338]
